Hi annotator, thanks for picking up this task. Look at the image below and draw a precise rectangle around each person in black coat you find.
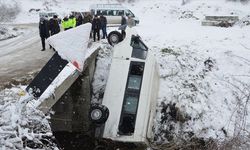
[121,15,127,38]
[92,15,101,42]
[100,15,107,39]
[76,13,83,26]
[49,15,60,36]
[39,17,50,51]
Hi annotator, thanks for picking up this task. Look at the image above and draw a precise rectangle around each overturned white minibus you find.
[89,28,160,145]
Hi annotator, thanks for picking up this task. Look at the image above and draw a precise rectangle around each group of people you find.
[91,14,108,42]
[39,12,134,51]
[91,14,136,42]
[61,12,93,31]
[39,15,60,51]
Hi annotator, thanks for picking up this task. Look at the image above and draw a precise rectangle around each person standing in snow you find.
[68,14,76,29]
[49,15,60,36]
[127,15,135,28]
[62,16,70,31]
[83,12,92,24]
[76,13,83,26]
[92,15,101,42]
[39,16,50,51]
[83,12,93,38]
[100,14,108,39]
[121,15,127,38]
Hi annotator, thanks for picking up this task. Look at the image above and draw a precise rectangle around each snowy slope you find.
[0,87,58,149]
[1,0,250,149]
[130,0,250,146]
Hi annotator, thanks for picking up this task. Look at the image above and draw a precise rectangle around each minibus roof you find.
[90,4,126,10]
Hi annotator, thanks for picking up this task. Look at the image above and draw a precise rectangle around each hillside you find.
[1,0,250,149]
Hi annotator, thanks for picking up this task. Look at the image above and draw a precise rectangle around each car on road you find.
[90,4,140,25]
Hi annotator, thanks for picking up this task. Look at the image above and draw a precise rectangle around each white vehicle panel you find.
[102,59,130,137]
[101,28,159,144]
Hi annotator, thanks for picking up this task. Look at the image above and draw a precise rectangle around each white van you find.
[89,28,159,145]
[90,4,140,25]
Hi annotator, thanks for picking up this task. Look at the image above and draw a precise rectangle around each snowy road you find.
[0,23,54,86]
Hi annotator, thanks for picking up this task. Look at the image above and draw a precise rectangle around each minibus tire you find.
[108,31,123,46]
[89,104,109,124]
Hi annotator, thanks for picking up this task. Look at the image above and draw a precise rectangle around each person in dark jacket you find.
[83,12,92,24]
[76,13,83,26]
[121,15,127,38]
[49,15,60,36]
[39,17,50,51]
[83,12,93,38]
[92,15,101,42]
[100,15,107,39]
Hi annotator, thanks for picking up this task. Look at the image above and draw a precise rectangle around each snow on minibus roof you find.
[90,4,125,10]
[47,23,92,71]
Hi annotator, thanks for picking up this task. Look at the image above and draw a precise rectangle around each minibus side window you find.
[97,10,108,15]
[102,10,108,15]
[118,62,145,135]
[113,10,117,16]
[117,10,124,16]
[107,10,114,16]
[97,10,103,15]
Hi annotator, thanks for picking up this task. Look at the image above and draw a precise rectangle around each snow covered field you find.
[1,0,250,149]
[132,0,250,141]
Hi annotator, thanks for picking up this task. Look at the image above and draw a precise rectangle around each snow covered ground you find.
[0,23,54,89]
[1,0,250,149]
[0,87,58,149]
[0,26,24,41]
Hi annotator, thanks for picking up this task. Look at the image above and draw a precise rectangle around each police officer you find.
[62,16,70,31]
[68,14,76,29]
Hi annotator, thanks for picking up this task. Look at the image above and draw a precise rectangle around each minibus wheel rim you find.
[91,109,102,120]
[111,34,119,43]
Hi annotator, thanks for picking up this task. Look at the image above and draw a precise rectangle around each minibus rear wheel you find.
[89,104,109,124]
[108,31,123,46]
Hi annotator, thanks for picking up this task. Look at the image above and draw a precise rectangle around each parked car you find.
[90,4,140,25]
[89,28,159,145]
